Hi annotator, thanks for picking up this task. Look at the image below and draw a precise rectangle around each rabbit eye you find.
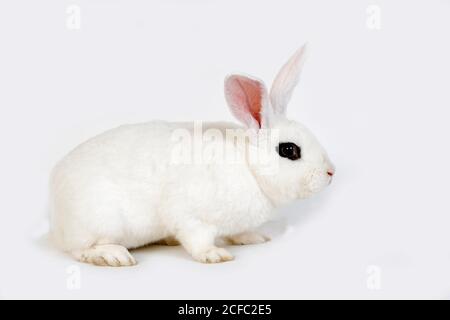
[277,143,301,161]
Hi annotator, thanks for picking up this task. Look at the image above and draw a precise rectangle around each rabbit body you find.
[50,45,335,266]
[50,121,274,265]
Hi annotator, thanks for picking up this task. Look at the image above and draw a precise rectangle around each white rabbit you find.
[50,44,335,266]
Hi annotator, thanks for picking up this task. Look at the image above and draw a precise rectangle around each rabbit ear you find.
[270,44,308,115]
[225,75,272,129]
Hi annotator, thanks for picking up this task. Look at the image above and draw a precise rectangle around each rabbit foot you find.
[193,247,234,264]
[177,223,234,263]
[226,232,270,245]
[72,244,137,267]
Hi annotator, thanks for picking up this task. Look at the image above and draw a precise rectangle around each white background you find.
[0,0,449,299]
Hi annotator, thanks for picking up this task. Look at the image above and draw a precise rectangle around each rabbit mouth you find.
[303,171,331,196]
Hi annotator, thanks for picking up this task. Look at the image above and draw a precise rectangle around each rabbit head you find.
[224,45,335,205]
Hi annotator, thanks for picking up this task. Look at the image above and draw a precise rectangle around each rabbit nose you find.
[327,170,334,177]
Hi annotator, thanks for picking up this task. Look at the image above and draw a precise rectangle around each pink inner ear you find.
[228,76,263,127]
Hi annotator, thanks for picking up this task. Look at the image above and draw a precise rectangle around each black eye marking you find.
[277,143,301,161]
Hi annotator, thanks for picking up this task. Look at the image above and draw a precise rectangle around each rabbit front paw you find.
[193,247,234,264]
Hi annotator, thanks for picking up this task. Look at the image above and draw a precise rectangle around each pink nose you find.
[327,170,334,177]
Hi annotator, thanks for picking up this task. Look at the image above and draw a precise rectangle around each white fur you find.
[50,45,334,266]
